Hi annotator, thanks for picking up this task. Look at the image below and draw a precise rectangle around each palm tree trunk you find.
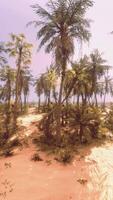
[20,95,23,112]
[103,92,106,107]
[38,94,41,109]
[47,91,50,108]
[56,72,65,138]
[77,95,80,106]
[24,94,27,108]
[5,74,11,139]
[79,124,84,143]
[13,47,22,131]
[94,92,98,107]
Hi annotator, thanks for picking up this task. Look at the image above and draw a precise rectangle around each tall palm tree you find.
[6,33,33,130]
[30,0,93,137]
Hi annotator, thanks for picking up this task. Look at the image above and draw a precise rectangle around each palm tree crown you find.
[30,0,93,72]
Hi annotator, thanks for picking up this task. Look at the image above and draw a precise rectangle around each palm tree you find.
[6,33,33,130]
[35,76,43,109]
[0,42,7,67]
[23,69,32,110]
[0,65,15,139]
[109,80,113,100]
[19,67,32,111]
[72,56,92,106]
[45,67,57,107]
[30,0,93,137]
[89,49,110,106]
[35,67,57,110]
[103,76,112,106]
[0,65,15,106]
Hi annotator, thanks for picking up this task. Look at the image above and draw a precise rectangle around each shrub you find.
[31,153,43,162]
[54,148,73,164]
[105,105,113,132]
[69,105,102,142]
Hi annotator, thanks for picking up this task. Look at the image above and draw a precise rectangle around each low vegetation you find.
[0,0,113,165]
[31,153,43,162]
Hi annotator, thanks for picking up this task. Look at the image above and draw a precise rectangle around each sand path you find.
[0,108,112,200]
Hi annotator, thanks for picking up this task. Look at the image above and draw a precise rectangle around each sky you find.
[0,0,113,101]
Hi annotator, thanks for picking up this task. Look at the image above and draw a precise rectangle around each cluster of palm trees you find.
[35,50,112,108]
[35,67,58,109]
[30,0,94,138]
[35,50,113,141]
[0,34,32,140]
[0,0,113,145]
[31,0,113,142]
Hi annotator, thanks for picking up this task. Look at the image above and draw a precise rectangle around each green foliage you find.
[31,0,93,56]
[54,148,73,164]
[69,105,102,141]
[33,133,76,164]
[0,42,7,66]
[6,33,33,65]
[0,34,33,145]
[105,105,113,132]
[0,0,112,165]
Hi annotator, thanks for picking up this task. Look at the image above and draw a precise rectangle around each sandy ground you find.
[0,108,113,200]
[86,142,113,200]
[17,108,45,138]
[0,147,99,200]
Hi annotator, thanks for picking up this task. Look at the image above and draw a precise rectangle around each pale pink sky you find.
[0,0,51,76]
[0,0,113,100]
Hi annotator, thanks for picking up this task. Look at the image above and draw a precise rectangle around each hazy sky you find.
[0,0,113,100]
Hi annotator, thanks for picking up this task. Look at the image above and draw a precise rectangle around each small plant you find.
[31,153,43,162]
[4,162,12,168]
[77,178,88,185]
[55,148,73,164]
